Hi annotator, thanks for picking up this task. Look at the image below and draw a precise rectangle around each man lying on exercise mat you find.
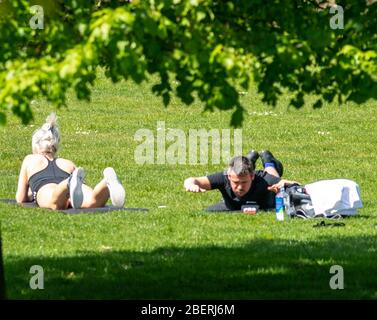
[184,151,298,211]
[16,113,125,210]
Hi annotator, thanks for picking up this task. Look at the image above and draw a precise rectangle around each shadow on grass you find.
[0,227,6,300]
[4,235,377,299]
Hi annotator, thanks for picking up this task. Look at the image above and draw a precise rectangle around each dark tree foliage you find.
[0,0,376,126]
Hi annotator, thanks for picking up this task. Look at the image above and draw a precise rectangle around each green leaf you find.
[290,92,305,109]
[313,99,323,109]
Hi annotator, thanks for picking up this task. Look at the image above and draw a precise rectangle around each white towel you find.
[304,179,363,216]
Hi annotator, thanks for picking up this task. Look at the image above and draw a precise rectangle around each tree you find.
[0,0,376,127]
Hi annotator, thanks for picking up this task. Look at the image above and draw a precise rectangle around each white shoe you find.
[103,167,125,208]
[69,167,85,209]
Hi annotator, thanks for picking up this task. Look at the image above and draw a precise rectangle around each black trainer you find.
[245,149,259,168]
[259,150,284,177]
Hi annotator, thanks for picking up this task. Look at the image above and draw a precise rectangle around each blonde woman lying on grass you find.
[16,113,125,210]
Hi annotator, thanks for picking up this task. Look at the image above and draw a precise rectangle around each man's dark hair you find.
[227,156,255,176]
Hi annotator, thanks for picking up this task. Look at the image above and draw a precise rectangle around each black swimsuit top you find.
[28,157,71,196]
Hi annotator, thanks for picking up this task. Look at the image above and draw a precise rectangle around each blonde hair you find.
[32,113,61,155]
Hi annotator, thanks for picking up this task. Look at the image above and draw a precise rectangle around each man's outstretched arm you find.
[184,176,212,193]
[267,179,300,193]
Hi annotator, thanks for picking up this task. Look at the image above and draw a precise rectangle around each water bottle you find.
[276,186,293,221]
[275,187,286,221]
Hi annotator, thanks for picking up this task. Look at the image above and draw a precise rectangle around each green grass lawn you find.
[1,71,377,299]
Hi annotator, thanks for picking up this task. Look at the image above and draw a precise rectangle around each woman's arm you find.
[16,157,31,203]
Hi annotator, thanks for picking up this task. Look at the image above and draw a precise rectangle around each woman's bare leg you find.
[81,180,110,208]
[37,179,70,210]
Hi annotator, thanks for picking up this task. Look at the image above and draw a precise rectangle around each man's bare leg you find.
[260,150,284,178]
[264,166,280,178]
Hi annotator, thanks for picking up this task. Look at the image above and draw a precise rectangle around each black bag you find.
[285,185,343,219]
[285,185,315,219]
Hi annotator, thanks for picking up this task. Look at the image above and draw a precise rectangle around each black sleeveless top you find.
[28,157,71,198]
